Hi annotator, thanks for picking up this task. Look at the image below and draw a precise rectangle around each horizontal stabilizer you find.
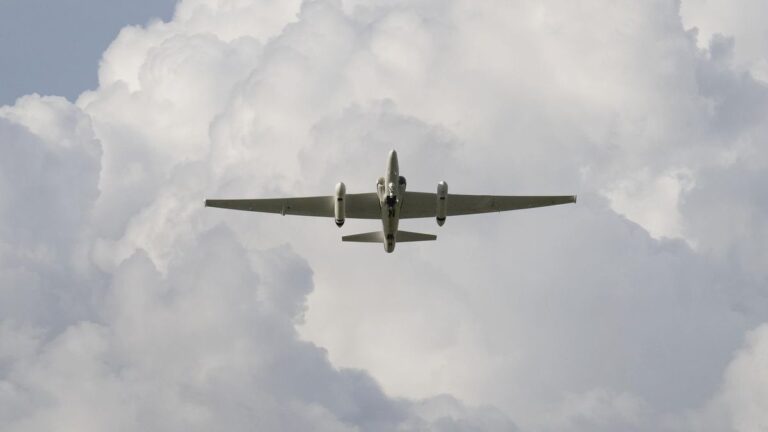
[342,231,384,242]
[395,230,437,242]
[342,231,437,243]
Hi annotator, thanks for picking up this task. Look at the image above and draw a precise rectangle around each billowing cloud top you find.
[1,0,767,431]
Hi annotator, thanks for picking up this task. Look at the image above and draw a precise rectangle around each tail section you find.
[396,230,436,242]
[342,231,384,242]
[341,230,436,243]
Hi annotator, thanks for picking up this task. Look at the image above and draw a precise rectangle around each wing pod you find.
[334,182,346,227]
[436,181,448,226]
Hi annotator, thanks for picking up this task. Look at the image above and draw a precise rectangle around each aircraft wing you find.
[400,192,576,218]
[205,193,381,219]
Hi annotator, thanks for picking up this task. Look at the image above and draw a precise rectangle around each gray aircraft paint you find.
[205,151,576,253]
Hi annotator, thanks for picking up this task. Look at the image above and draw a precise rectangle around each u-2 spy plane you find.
[205,150,576,253]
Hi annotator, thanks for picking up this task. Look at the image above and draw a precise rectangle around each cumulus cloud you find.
[681,324,768,432]
[681,0,768,82]
[2,0,768,431]
[0,95,102,328]
[0,94,506,431]
[717,324,768,432]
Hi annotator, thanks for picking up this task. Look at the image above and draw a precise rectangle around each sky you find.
[1,0,767,431]
[0,0,176,104]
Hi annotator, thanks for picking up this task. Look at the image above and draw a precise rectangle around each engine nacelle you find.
[436,181,448,226]
[335,182,346,227]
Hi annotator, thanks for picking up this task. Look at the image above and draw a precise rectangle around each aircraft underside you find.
[205,150,576,253]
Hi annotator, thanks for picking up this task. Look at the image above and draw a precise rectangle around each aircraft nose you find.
[388,149,398,164]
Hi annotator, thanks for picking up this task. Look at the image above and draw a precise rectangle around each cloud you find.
[717,324,768,432]
[681,0,768,82]
[541,388,650,432]
[0,64,513,432]
[0,95,102,328]
[0,228,407,431]
[681,324,768,432]
[2,0,768,431]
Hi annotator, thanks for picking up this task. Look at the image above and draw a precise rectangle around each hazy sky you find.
[1,1,767,431]
[0,0,175,104]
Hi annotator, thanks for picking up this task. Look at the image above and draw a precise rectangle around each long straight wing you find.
[205,193,380,219]
[400,191,576,218]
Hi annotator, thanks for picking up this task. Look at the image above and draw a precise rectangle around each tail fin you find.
[396,230,436,242]
[342,231,384,242]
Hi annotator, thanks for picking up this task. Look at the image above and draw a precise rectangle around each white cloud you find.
[682,324,768,432]
[0,60,513,432]
[542,388,650,432]
[2,0,768,431]
[0,95,102,328]
[719,324,768,432]
[603,168,695,241]
[681,0,768,82]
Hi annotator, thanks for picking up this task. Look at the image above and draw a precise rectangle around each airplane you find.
[205,150,576,253]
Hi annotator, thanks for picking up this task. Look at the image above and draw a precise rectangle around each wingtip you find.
[203,199,209,207]
[573,195,577,203]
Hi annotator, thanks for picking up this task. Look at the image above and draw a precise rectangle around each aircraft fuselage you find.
[377,150,403,252]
